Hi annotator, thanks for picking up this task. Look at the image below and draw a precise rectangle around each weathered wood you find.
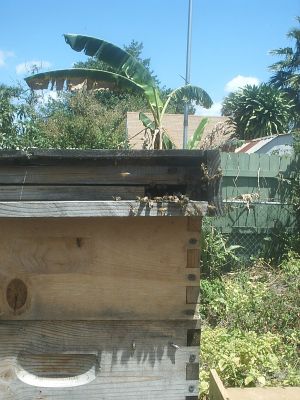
[186,363,199,380]
[187,217,202,232]
[227,387,300,400]
[0,165,191,185]
[0,148,216,163]
[0,149,223,208]
[186,249,200,268]
[186,287,200,304]
[0,218,200,320]
[209,369,230,400]
[0,200,207,218]
[210,369,300,400]
[0,320,199,399]
[0,185,145,201]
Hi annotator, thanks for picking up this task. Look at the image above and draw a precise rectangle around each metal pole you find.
[183,0,193,148]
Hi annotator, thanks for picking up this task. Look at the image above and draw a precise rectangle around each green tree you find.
[0,85,19,148]
[269,16,300,125]
[26,34,212,149]
[221,84,295,140]
[0,84,42,149]
[35,90,146,149]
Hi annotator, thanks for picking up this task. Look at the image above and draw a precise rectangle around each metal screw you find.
[189,354,196,363]
[187,274,196,281]
[189,385,195,393]
[189,238,198,245]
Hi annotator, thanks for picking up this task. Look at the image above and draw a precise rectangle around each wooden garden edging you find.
[209,369,300,400]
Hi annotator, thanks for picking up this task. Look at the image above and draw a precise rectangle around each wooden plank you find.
[187,217,202,232]
[186,363,199,380]
[186,249,200,268]
[186,287,200,304]
[0,218,200,320]
[0,320,199,399]
[227,387,300,400]
[0,200,207,218]
[209,369,230,400]
[0,165,192,185]
[0,185,144,201]
[0,148,210,162]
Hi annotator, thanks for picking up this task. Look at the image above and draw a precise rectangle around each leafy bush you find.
[200,327,300,397]
[199,253,300,398]
[200,255,300,333]
[200,224,241,278]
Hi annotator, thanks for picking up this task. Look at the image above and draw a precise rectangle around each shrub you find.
[200,327,300,398]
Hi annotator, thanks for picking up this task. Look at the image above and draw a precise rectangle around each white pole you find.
[183,0,193,148]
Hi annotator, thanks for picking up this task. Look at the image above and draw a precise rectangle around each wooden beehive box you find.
[0,149,221,400]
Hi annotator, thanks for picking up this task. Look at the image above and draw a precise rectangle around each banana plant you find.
[25,34,213,149]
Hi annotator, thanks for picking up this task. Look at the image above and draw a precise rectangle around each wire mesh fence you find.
[207,201,297,262]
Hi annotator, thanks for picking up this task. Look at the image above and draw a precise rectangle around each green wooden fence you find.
[209,152,299,259]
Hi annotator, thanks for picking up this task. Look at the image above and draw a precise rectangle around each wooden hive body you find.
[0,150,221,400]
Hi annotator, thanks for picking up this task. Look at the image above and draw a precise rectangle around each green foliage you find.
[200,255,300,333]
[35,91,136,149]
[200,253,300,398]
[222,84,296,139]
[26,33,212,149]
[187,118,208,149]
[0,84,42,150]
[269,16,300,127]
[200,224,241,278]
[200,328,300,397]
[0,85,133,150]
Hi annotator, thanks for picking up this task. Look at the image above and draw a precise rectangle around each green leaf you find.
[187,117,208,149]
[162,130,176,149]
[139,112,156,130]
[63,34,163,112]
[245,375,254,385]
[64,34,154,87]
[167,85,212,109]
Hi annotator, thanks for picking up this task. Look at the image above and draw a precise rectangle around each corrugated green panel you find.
[258,154,270,172]
[279,155,293,174]
[215,203,295,232]
[218,152,297,237]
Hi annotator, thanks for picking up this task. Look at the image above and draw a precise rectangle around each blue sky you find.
[1,0,299,115]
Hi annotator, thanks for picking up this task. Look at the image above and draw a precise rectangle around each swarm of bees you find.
[136,194,189,208]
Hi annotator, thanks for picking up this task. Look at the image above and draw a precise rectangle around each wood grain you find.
[0,218,200,320]
[0,320,199,399]
[0,200,207,218]
[186,249,200,268]
[0,165,190,185]
[0,185,144,201]
[209,369,230,400]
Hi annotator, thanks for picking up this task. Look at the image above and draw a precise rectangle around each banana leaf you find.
[64,34,154,86]
[25,68,145,93]
[64,34,163,112]
[166,84,213,108]
[162,130,176,149]
[187,117,208,149]
[139,112,156,131]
